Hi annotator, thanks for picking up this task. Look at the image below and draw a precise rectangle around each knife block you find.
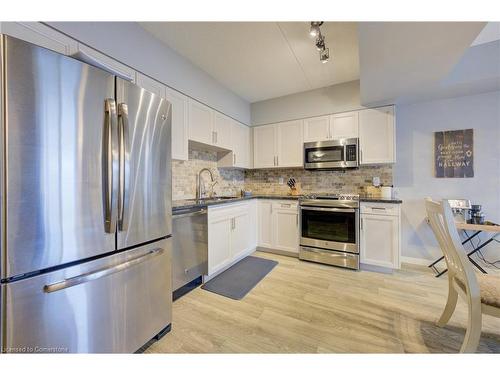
[288,183,301,196]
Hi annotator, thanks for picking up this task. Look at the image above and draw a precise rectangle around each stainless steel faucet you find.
[196,168,217,200]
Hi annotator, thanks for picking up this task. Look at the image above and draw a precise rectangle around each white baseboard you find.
[401,256,432,266]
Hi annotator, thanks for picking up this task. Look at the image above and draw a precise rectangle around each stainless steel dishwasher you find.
[172,206,208,292]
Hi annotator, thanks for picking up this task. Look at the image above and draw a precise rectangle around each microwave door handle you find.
[103,99,119,234]
[118,103,130,232]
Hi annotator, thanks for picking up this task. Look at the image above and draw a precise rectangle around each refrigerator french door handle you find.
[118,103,131,232]
[103,99,119,234]
[43,248,164,293]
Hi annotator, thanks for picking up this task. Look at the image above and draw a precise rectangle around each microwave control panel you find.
[345,145,357,161]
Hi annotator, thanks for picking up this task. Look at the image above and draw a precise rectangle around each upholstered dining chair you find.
[425,198,500,353]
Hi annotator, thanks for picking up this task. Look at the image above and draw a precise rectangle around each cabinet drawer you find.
[360,202,399,216]
[208,201,250,220]
[271,201,298,210]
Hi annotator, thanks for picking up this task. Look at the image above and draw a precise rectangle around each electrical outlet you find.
[279,177,284,185]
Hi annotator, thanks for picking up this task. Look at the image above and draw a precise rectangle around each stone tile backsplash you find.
[244,166,393,195]
[173,148,393,200]
[172,149,245,200]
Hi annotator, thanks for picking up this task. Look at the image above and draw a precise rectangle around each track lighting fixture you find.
[309,21,330,63]
[309,22,323,38]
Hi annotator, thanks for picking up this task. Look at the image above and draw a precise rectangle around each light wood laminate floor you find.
[147,251,500,353]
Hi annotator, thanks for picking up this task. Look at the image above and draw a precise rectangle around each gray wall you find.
[251,80,364,125]
[394,90,500,262]
[48,22,251,124]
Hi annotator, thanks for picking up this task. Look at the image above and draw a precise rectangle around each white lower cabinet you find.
[257,200,299,255]
[207,201,257,277]
[360,202,401,269]
[272,203,299,253]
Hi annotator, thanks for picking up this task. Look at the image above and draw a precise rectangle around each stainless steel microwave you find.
[304,138,359,170]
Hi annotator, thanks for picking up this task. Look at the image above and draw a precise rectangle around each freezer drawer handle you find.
[43,248,164,293]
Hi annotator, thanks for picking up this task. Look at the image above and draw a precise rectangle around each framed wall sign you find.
[434,129,474,178]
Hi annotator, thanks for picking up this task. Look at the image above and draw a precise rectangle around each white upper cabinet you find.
[188,99,214,145]
[303,115,330,142]
[213,112,233,150]
[276,120,303,168]
[0,22,78,55]
[165,86,189,161]
[359,106,395,164]
[217,120,252,169]
[254,120,303,168]
[253,124,277,168]
[72,43,136,82]
[188,99,234,151]
[330,111,359,140]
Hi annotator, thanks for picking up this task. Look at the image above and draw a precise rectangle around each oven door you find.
[300,206,359,253]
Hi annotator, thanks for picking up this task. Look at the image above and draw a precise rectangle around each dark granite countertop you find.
[173,194,401,212]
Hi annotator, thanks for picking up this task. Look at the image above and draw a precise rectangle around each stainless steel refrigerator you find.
[0,35,172,353]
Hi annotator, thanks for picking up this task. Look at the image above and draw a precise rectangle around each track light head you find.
[309,21,323,38]
[320,48,330,63]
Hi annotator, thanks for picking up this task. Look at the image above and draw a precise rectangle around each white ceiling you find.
[358,22,487,106]
[139,22,359,103]
[471,22,500,46]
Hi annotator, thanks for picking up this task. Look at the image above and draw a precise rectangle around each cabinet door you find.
[72,43,136,82]
[359,106,395,164]
[231,210,251,260]
[303,115,330,142]
[257,200,273,248]
[188,99,214,145]
[213,112,233,150]
[276,120,303,167]
[165,86,189,161]
[272,204,299,253]
[0,22,78,55]
[253,124,277,168]
[330,111,359,140]
[208,217,232,275]
[233,121,250,168]
[135,73,165,97]
[360,214,399,268]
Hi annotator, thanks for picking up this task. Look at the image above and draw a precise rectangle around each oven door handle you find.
[300,206,356,213]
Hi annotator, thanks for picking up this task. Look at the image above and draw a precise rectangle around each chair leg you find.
[459,302,482,353]
[437,284,458,327]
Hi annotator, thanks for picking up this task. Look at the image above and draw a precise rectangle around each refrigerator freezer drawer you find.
[1,238,172,353]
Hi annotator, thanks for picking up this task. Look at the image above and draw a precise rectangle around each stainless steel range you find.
[299,194,360,270]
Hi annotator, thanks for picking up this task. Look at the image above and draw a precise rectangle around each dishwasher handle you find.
[173,208,207,219]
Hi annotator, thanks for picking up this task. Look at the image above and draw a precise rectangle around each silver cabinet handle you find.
[360,148,363,162]
[212,131,215,144]
[371,207,386,210]
[233,153,236,165]
[43,248,164,293]
[117,103,130,232]
[281,203,291,208]
[276,155,279,166]
[215,131,218,144]
[296,214,298,226]
[360,218,363,230]
[103,99,119,234]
